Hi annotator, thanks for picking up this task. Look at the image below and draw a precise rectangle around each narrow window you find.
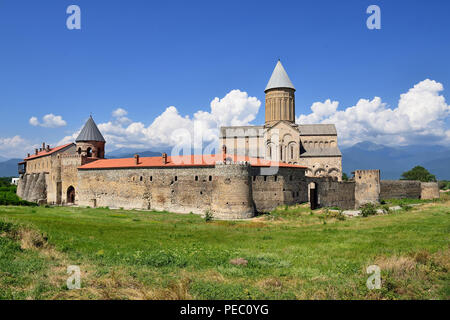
[252,176,256,181]
[150,176,153,181]
[140,176,143,181]
[274,175,278,182]
[209,176,212,181]
[291,146,294,159]
[264,176,267,181]
[195,176,198,181]
[175,176,178,181]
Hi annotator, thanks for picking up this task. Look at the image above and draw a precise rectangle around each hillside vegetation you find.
[0,178,36,206]
[0,197,449,300]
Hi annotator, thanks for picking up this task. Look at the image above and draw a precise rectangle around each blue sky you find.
[0,0,449,158]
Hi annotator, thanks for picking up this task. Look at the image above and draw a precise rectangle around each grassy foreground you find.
[0,198,449,300]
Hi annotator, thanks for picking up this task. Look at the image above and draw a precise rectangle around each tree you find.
[400,166,436,182]
[342,172,349,181]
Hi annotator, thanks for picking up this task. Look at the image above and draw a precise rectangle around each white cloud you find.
[59,89,261,152]
[296,79,450,147]
[29,117,39,126]
[54,80,449,153]
[111,107,131,125]
[0,136,37,159]
[29,114,67,128]
[112,108,127,118]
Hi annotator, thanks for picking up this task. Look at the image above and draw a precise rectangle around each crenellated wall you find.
[307,177,356,210]
[251,167,308,212]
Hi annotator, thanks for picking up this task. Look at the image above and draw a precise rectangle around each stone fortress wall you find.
[77,162,256,219]
[380,180,439,200]
[420,182,440,200]
[251,167,309,212]
[307,177,356,210]
[18,151,441,219]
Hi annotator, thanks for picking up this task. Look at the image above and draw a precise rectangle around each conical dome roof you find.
[76,116,105,142]
[265,60,295,92]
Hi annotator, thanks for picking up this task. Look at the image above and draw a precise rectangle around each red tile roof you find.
[24,143,74,161]
[79,154,307,170]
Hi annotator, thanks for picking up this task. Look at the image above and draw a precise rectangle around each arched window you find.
[77,147,82,155]
[86,147,92,157]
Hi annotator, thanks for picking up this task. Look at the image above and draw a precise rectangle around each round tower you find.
[264,60,296,125]
[211,162,254,219]
[75,116,106,158]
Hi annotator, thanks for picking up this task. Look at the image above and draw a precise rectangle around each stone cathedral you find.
[220,60,342,180]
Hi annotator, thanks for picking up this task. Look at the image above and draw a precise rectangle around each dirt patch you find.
[258,278,283,289]
[18,229,47,250]
[375,255,417,277]
[230,258,248,266]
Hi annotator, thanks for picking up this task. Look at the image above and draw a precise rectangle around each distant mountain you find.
[421,156,450,180]
[0,159,21,177]
[342,142,450,180]
[107,148,165,159]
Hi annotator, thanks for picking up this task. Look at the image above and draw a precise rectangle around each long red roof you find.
[79,154,307,170]
[24,143,74,161]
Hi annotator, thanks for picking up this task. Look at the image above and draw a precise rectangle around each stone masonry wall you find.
[251,167,308,213]
[17,172,47,203]
[354,170,380,208]
[380,180,422,199]
[307,177,356,210]
[420,182,440,200]
[77,163,254,219]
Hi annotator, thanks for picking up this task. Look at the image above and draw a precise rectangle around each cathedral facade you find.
[220,60,342,180]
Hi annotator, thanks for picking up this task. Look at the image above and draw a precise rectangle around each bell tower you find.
[75,116,106,158]
[264,60,296,125]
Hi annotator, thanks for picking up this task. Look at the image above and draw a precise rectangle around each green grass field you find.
[0,196,449,300]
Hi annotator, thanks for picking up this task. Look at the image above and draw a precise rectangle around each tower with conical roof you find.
[75,116,106,158]
[264,60,296,125]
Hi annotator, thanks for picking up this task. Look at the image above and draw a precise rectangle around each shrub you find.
[204,210,213,222]
[0,187,37,206]
[361,203,377,217]
[381,204,391,214]
[400,203,413,211]
[337,210,346,221]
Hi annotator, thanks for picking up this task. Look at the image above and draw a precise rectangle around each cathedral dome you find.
[265,60,295,92]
